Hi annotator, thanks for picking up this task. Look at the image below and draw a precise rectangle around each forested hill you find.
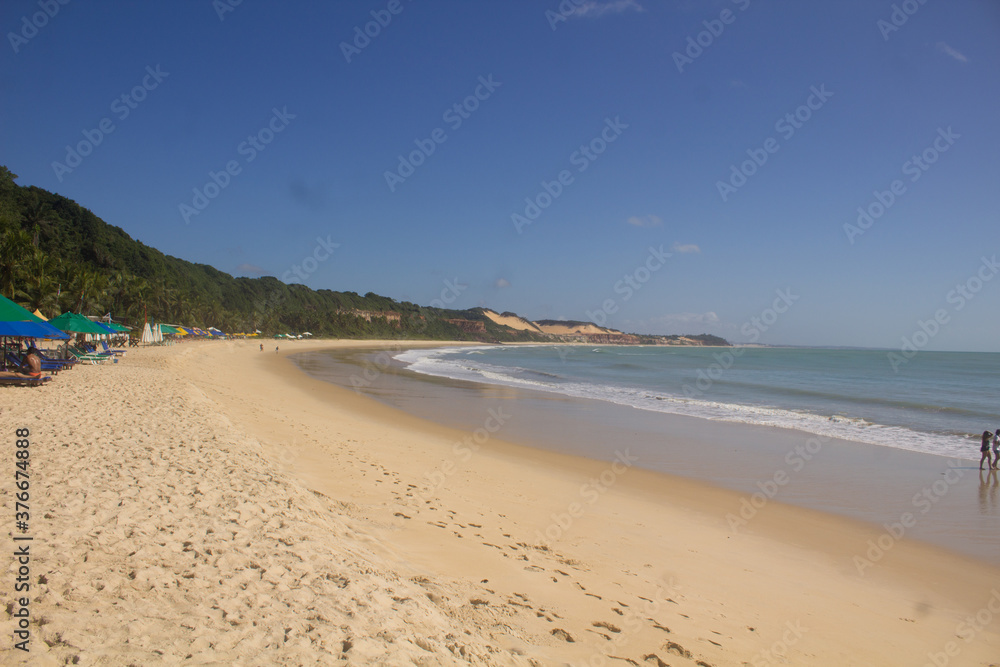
[0,166,728,345]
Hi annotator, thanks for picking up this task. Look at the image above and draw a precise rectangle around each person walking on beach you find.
[993,429,1000,470]
[260,343,263,352]
[275,346,279,354]
[980,430,993,470]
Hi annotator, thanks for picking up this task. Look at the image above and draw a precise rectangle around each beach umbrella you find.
[0,294,70,371]
[140,322,154,345]
[32,309,48,321]
[0,294,70,340]
[0,294,43,323]
[48,312,109,335]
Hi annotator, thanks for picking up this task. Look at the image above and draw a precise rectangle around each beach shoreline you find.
[295,342,1000,567]
[3,338,999,665]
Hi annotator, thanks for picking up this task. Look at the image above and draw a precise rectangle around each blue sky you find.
[2,0,998,350]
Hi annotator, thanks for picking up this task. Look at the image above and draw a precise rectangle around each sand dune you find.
[481,309,544,334]
[2,339,998,665]
[532,322,611,336]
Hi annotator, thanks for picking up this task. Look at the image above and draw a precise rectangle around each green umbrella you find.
[105,322,131,332]
[48,312,110,335]
[0,293,46,324]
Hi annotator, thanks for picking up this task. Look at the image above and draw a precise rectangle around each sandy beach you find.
[3,339,999,666]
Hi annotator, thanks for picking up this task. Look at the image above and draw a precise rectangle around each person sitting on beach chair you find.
[19,345,42,378]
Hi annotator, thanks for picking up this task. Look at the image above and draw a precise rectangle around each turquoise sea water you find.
[394,346,1000,461]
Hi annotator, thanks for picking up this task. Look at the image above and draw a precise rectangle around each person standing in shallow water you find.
[980,430,993,470]
[993,429,999,470]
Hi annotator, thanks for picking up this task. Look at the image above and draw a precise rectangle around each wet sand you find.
[296,345,1000,566]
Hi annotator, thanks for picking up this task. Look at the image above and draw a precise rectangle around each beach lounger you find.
[81,343,113,357]
[0,372,52,387]
[5,352,65,374]
[38,350,77,367]
[100,341,126,356]
[74,344,111,356]
[68,348,108,364]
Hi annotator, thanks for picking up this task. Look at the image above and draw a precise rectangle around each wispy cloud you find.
[626,214,662,227]
[936,42,968,63]
[568,0,644,19]
[235,263,265,275]
[630,311,723,334]
[495,278,511,288]
[671,242,700,254]
[660,312,720,326]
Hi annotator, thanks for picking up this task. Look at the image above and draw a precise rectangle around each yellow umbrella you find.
[32,309,48,321]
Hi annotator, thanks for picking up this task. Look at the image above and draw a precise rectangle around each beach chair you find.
[0,371,52,387]
[68,348,108,364]
[77,344,113,358]
[100,341,126,356]
[38,350,77,367]
[81,343,113,357]
[5,352,65,374]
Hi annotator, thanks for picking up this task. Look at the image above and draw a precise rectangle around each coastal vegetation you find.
[0,166,728,345]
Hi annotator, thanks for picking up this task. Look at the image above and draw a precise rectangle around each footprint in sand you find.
[663,641,691,659]
[647,619,670,633]
[550,628,574,643]
[592,621,621,633]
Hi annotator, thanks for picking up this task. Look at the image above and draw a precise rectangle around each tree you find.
[22,196,59,247]
[0,228,32,298]
[21,248,60,315]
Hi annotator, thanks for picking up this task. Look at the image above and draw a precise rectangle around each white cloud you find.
[568,0,644,19]
[936,42,968,63]
[626,214,662,227]
[659,312,720,326]
[495,278,511,288]
[671,242,700,254]
[626,311,725,335]
[235,263,266,275]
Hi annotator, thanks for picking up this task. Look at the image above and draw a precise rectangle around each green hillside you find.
[0,166,729,346]
[0,166,542,342]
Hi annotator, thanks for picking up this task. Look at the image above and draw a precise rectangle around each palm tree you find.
[21,248,60,315]
[69,266,107,315]
[106,270,130,318]
[126,276,150,322]
[22,198,58,248]
[0,228,32,299]
[168,289,186,322]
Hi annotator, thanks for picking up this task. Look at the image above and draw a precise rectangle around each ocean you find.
[394,345,1000,462]
[293,343,1000,563]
